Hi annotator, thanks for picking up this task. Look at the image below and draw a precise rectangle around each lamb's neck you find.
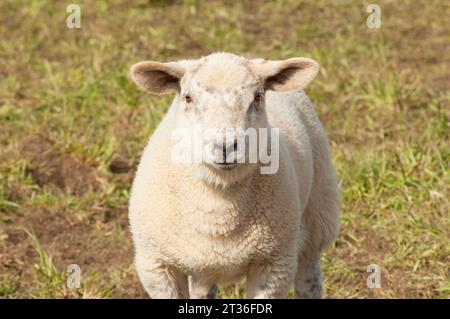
[181,174,257,238]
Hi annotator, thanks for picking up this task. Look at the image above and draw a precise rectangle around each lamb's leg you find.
[294,149,340,299]
[295,255,323,299]
[188,275,218,299]
[136,258,188,298]
[247,257,296,299]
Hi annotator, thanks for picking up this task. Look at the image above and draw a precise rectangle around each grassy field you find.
[0,0,448,298]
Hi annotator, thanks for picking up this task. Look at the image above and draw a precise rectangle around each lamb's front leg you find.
[188,275,218,299]
[135,256,188,298]
[247,256,297,299]
[295,255,323,299]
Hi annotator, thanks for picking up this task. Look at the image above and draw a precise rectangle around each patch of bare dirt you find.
[19,135,105,196]
[0,203,146,298]
[0,134,145,298]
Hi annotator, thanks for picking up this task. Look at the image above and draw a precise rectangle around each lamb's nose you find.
[214,139,238,163]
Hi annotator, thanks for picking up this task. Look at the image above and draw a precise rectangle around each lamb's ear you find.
[130,61,186,94]
[250,57,320,92]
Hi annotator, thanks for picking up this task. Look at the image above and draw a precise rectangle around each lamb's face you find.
[131,52,320,185]
[176,54,268,173]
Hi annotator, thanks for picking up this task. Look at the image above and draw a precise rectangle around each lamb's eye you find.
[253,92,263,104]
[185,94,192,103]
[250,92,263,111]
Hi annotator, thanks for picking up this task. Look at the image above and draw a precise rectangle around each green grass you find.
[0,0,448,298]
[25,229,66,298]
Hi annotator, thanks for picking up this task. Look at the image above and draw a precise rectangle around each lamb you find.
[128,52,340,299]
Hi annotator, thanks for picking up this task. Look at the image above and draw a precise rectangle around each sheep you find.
[128,52,340,299]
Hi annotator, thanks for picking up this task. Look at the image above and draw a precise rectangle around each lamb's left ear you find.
[250,57,320,92]
[130,61,186,94]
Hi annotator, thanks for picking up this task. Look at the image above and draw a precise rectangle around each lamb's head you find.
[131,52,319,186]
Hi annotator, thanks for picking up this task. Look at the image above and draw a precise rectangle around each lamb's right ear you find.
[130,61,186,94]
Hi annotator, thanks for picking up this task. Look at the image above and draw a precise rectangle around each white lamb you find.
[129,52,340,299]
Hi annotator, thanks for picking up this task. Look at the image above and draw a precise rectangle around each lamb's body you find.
[129,89,339,298]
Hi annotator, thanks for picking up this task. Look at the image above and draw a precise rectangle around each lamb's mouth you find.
[212,161,239,170]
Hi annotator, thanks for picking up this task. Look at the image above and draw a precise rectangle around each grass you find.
[0,0,448,298]
[24,229,66,298]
